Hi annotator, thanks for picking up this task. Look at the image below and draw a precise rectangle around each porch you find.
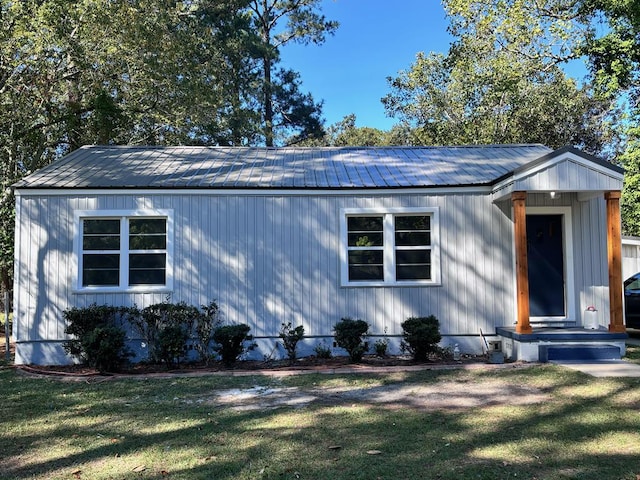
[496,326,628,363]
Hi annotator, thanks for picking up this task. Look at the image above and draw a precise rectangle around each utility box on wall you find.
[487,340,504,364]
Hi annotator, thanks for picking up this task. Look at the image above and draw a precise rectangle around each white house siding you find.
[514,158,622,192]
[14,188,523,364]
[622,237,640,280]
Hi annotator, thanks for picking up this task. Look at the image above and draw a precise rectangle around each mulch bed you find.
[12,353,489,377]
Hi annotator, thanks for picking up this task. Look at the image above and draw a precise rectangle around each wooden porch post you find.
[512,192,532,334]
[605,191,625,333]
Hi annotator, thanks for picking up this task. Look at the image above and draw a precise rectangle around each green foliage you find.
[400,316,442,361]
[313,341,332,359]
[130,300,197,364]
[212,324,255,366]
[374,338,389,357]
[63,304,132,372]
[194,301,222,365]
[247,0,337,146]
[157,325,189,367]
[279,322,305,363]
[296,114,392,146]
[333,317,369,362]
[621,128,640,236]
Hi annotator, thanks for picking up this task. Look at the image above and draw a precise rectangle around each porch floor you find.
[496,326,629,362]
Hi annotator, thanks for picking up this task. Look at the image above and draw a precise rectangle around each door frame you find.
[516,206,576,324]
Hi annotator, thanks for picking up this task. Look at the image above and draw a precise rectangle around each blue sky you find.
[279,0,453,131]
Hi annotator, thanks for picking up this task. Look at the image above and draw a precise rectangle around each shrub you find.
[313,341,332,359]
[194,301,222,365]
[130,300,198,363]
[400,315,442,361]
[279,322,305,363]
[333,317,369,362]
[63,304,132,372]
[373,338,389,357]
[157,325,189,367]
[212,324,255,366]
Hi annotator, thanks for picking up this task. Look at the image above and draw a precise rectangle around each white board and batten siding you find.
[623,237,640,280]
[14,189,520,364]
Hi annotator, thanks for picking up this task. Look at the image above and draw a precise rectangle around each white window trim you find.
[340,207,441,287]
[73,209,174,293]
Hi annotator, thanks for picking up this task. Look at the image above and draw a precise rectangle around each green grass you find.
[1,366,640,479]
[625,343,640,364]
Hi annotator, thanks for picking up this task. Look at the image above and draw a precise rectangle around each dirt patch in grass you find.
[210,377,549,411]
[13,351,549,411]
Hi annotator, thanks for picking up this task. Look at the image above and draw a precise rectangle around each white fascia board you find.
[14,185,494,197]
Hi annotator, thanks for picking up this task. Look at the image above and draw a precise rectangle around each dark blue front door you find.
[527,214,566,317]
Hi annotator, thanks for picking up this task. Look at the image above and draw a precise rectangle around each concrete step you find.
[539,344,621,362]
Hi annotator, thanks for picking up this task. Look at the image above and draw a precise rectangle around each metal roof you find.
[14,144,557,190]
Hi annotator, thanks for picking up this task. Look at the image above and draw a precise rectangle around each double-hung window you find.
[76,210,173,292]
[341,208,440,286]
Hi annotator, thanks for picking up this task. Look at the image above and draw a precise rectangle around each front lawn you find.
[1,365,639,480]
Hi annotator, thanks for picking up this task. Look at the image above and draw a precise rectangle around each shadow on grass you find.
[1,366,640,479]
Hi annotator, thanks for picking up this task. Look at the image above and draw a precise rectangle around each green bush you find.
[400,315,442,361]
[333,317,369,362]
[279,322,305,363]
[313,341,332,359]
[63,304,132,372]
[212,324,255,366]
[194,301,222,365]
[130,300,197,363]
[373,338,389,357]
[157,325,189,367]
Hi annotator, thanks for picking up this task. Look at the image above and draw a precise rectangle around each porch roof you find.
[492,146,624,200]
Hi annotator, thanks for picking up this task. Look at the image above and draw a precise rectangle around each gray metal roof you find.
[14,144,557,189]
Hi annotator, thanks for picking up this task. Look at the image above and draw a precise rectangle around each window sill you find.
[72,286,173,295]
[341,280,442,288]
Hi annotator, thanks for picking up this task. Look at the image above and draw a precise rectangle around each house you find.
[12,144,628,365]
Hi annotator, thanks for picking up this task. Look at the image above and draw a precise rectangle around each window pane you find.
[129,253,166,285]
[348,233,383,247]
[396,265,432,280]
[129,269,166,285]
[349,265,384,281]
[129,218,166,234]
[348,216,383,247]
[348,216,383,231]
[83,235,120,250]
[395,231,431,246]
[83,219,120,250]
[130,234,166,250]
[129,218,167,250]
[130,253,166,268]
[83,219,120,234]
[396,249,431,280]
[82,254,119,286]
[395,215,430,231]
[348,250,383,281]
[395,216,431,247]
[396,250,431,264]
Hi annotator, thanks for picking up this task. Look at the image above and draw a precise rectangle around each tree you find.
[0,0,264,295]
[247,0,338,145]
[294,114,392,146]
[423,0,640,235]
[382,0,617,152]
[576,0,640,235]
